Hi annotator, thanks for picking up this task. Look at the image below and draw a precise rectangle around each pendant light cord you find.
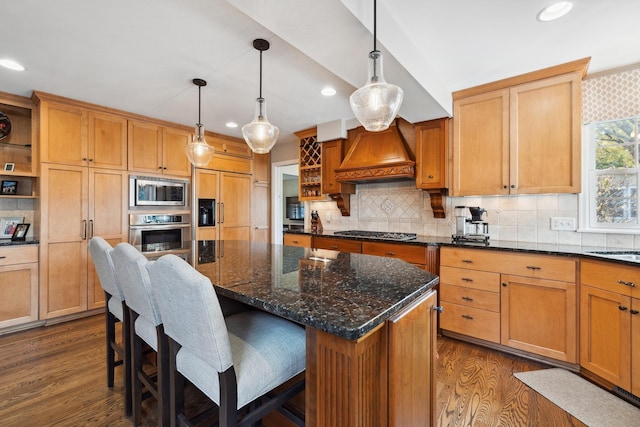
[197,85,202,125]
[259,49,263,99]
[373,0,377,52]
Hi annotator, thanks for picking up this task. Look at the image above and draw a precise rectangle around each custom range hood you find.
[335,120,415,183]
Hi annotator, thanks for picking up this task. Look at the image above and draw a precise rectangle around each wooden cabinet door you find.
[219,172,251,240]
[510,73,581,194]
[415,118,448,189]
[40,102,88,166]
[40,164,89,319]
[88,111,127,170]
[321,139,354,195]
[388,290,437,427]
[580,285,631,389]
[162,126,192,177]
[0,246,39,329]
[253,153,270,184]
[87,169,127,310]
[632,298,640,397]
[452,89,509,196]
[283,233,311,247]
[128,120,162,174]
[252,153,270,242]
[501,274,577,362]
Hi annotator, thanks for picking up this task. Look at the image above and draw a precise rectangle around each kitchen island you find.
[192,240,440,427]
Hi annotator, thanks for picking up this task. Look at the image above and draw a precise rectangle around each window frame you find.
[580,117,640,233]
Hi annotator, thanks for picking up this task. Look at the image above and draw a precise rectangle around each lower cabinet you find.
[580,259,640,396]
[40,164,127,320]
[439,247,578,363]
[0,245,39,330]
[283,233,311,248]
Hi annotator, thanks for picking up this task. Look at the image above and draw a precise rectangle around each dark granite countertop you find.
[284,229,640,266]
[193,240,438,340]
[0,238,39,247]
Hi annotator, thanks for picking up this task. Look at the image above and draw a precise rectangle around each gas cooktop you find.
[333,230,418,241]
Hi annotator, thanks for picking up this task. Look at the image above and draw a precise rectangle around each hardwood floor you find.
[0,314,587,426]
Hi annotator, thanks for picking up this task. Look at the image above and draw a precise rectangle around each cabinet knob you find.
[510,185,515,188]
[502,282,507,287]
[503,185,508,189]
[631,309,639,315]
[158,166,163,170]
[433,306,444,313]
[619,305,628,311]
[82,157,88,161]
[428,175,434,179]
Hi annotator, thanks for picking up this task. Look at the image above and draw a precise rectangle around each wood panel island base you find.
[194,240,439,427]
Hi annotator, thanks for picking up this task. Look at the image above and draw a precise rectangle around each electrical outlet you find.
[550,217,576,231]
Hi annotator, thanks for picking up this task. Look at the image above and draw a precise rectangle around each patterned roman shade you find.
[583,65,640,124]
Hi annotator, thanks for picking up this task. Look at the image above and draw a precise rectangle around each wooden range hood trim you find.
[335,121,416,183]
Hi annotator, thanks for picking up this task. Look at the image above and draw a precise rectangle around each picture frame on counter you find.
[1,180,17,195]
[3,163,15,172]
[0,216,23,238]
[11,223,30,241]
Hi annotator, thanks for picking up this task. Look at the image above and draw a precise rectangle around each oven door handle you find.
[129,224,191,232]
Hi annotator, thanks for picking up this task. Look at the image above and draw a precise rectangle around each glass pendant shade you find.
[185,123,215,167]
[242,97,279,154]
[350,50,403,132]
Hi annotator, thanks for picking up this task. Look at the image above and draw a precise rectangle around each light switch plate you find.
[550,217,576,231]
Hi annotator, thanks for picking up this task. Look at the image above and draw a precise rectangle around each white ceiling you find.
[1,0,639,147]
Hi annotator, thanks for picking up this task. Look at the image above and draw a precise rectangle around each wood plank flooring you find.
[0,314,587,426]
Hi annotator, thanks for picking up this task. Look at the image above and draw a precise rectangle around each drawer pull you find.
[461,296,473,302]
[385,252,395,256]
[0,256,5,259]
[292,240,298,244]
[461,277,473,282]
[330,245,338,249]
[631,309,639,315]
[617,279,637,288]
[526,265,541,270]
[433,306,444,313]
[462,314,474,320]
[461,259,473,263]
[619,305,628,311]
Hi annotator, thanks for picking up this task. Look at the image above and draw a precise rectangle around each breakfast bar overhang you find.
[193,240,440,426]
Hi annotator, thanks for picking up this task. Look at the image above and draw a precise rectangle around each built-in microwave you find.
[129,175,189,208]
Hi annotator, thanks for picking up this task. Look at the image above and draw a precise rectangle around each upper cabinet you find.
[128,120,191,177]
[35,92,127,170]
[451,58,589,196]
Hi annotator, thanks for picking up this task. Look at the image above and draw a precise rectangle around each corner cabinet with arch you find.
[451,58,589,196]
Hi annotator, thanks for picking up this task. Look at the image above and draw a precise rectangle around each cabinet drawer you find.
[440,301,500,343]
[441,247,576,282]
[284,234,312,248]
[581,259,640,298]
[439,266,500,292]
[361,242,426,265]
[441,284,500,312]
[313,237,361,253]
[0,245,38,266]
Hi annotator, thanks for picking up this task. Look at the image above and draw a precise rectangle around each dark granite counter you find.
[193,240,438,340]
[284,229,640,266]
[0,238,39,247]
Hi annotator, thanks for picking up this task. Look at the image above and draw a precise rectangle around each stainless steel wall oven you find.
[129,212,191,262]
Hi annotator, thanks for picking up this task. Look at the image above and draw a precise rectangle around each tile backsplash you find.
[309,181,640,248]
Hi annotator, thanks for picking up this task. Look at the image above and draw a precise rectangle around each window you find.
[584,117,640,230]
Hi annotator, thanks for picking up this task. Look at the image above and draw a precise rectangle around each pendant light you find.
[185,78,215,167]
[350,0,403,132]
[242,38,279,154]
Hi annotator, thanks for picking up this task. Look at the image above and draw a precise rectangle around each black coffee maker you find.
[466,206,488,236]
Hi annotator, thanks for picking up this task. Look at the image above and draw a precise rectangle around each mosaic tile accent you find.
[583,66,640,123]
[359,189,423,222]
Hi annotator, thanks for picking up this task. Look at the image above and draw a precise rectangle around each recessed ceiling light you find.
[321,87,336,96]
[226,121,238,128]
[0,59,25,71]
[537,1,573,22]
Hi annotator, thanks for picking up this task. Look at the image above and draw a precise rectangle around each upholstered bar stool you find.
[147,254,306,427]
[88,236,132,417]
[111,243,170,427]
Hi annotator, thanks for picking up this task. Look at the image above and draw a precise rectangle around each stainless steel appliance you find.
[129,212,191,262]
[333,230,417,241]
[129,175,189,208]
[452,206,489,244]
[286,196,304,220]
